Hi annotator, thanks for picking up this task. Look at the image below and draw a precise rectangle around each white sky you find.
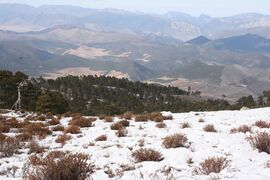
[0,0,269,17]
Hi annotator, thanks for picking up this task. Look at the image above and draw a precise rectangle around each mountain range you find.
[1,3,270,102]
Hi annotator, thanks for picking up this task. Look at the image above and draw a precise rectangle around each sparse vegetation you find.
[116,128,128,137]
[230,125,251,134]
[156,122,166,128]
[55,133,72,145]
[198,157,231,175]
[254,120,270,128]
[24,151,95,180]
[132,148,164,162]
[64,125,81,134]
[28,140,45,154]
[181,122,191,129]
[203,124,217,132]
[162,134,188,148]
[95,135,107,141]
[247,132,270,154]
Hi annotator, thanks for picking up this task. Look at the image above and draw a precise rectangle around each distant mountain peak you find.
[186,35,211,45]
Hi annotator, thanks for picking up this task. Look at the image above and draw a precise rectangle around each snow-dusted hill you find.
[0,108,269,180]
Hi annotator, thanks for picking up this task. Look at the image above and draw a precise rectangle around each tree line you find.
[1,70,268,115]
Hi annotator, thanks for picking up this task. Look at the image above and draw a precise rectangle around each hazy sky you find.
[0,0,269,17]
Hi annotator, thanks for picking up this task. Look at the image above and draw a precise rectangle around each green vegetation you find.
[2,70,268,115]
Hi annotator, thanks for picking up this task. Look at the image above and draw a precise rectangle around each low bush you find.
[95,135,107,141]
[247,132,270,154]
[111,120,129,130]
[135,114,149,122]
[156,122,166,128]
[64,125,81,134]
[181,122,191,129]
[23,123,52,139]
[149,112,164,122]
[15,132,33,142]
[132,148,164,162]
[163,115,173,120]
[104,116,113,122]
[0,137,23,157]
[52,125,65,132]
[254,120,270,128]
[230,125,251,134]
[116,128,128,137]
[162,134,188,148]
[122,112,133,120]
[48,118,60,126]
[24,151,95,180]
[198,157,231,175]
[28,140,45,154]
[69,115,92,128]
[55,133,72,145]
[203,124,217,132]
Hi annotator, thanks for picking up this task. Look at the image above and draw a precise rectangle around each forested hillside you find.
[0,70,235,115]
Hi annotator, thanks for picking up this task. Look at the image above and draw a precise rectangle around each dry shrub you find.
[254,120,270,128]
[150,112,164,122]
[0,133,6,141]
[16,132,33,142]
[116,128,128,137]
[0,137,23,157]
[95,135,107,141]
[203,124,217,132]
[198,118,205,123]
[138,139,145,147]
[198,157,231,175]
[55,133,72,145]
[48,118,60,126]
[162,134,188,148]
[98,114,106,120]
[111,120,129,130]
[23,123,52,139]
[135,114,149,122]
[163,115,173,120]
[230,125,251,134]
[69,115,92,128]
[181,122,191,129]
[122,112,133,120]
[28,141,45,154]
[156,122,166,128]
[65,125,81,134]
[52,125,65,132]
[45,112,54,119]
[5,117,22,128]
[24,151,95,180]
[104,116,113,122]
[0,122,10,133]
[132,148,164,162]
[37,115,46,121]
[247,132,270,154]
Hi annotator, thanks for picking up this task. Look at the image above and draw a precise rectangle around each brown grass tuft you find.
[111,120,129,130]
[132,148,164,162]
[203,124,217,132]
[116,128,128,137]
[254,120,270,128]
[48,118,60,126]
[24,151,95,180]
[28,141,45,154]
[230,125,251,134]
[104,116,113,122]
[181,122,191,129]
[156,122,166,128]
[95,135,107,141]
[0,137,23,157]
[55,133,72,145]
[247,132,270,154]
[162,134,188,148]
[69,115,93,128]
[122,112,133,120]
[163,115,173,120]
[64,125,81,134]
[198,157,231,175]
[23,123,52,139]
[51,125,65,132]
[149,112,164,122]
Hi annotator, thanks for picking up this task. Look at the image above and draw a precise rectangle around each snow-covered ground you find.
[0,108,270,180]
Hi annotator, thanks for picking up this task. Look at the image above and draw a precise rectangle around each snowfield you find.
[0,108,270,180]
